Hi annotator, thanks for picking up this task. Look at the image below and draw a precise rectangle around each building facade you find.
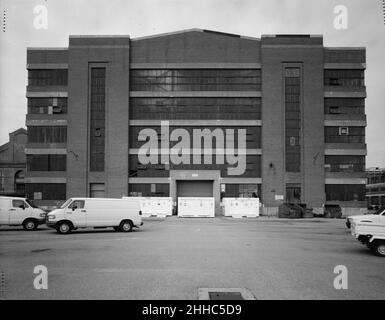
[25,29,367,214]
[0,128,27,196]
[366,167,385,209]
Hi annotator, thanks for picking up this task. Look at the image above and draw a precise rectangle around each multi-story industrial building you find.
[25,29,367,215]
[366,167,385,209]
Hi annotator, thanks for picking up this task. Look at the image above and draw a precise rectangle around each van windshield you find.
[373,207,385,215]
[25,199,38,208]
[60,199,73,209]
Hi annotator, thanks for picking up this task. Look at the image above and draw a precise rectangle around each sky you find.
[0,0,384,167]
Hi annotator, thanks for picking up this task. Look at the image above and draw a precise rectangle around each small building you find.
[366,167,385,209]
[0,128,27,196]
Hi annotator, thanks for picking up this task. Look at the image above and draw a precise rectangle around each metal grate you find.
[209,292,244,300]
[198,288,256,300]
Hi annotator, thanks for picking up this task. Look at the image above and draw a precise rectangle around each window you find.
[25,183,66,200]
[130,69,261,91]
[28,69,68,86]
[130,97,261,120]
[28,126,67,143]
[325,184,365,201]
[14,170,25,195]
[285,67,301,173]
[223,184,261,199]
[12,200,25,208]
[324,98,364,115]
[69,200,85,209]
[286,184,301,203]
[128,183,170,197]
[90,68,106,172]
[324,70,364,87]
[90,183,105,198]
[28,98,67,114]
[27,155,66,171]
[0,170,3,192]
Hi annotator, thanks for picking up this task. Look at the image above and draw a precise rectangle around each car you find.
[0,196,47,230]
[46,197,143,234]
[351,208,385,257]
[346,207,385,229]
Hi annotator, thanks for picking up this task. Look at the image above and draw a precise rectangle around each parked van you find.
[46,197,143,234]
[0,196,46,230]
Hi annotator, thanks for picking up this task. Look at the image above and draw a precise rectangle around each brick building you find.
[25,29,367,214]
[0,128,27,196]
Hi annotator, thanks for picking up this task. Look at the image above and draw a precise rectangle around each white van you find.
[46,197,143,234]
[0,196,47,230]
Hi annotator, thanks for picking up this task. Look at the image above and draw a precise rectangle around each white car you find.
[46,197,143,234]
[0,196,46,230]
[351,208,385,257]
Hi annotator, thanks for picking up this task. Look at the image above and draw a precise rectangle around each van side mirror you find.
[19,205,25,210]
[72,206,77,211]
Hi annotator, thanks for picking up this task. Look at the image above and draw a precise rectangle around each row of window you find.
[28,69,68,86]
[324,70,365,87]
[26,183,66,200]
[325,184,366,201]
[28,98,68,114]
[25,125,365,146]
[367,186,385,193]
[367,172,385,185]
[129,126,261,149]
[324,155,365,172]
[128,155,261,178]
[324,126,365,144]
[130,97,261,120]
[27,155,66,171]
[28,126,67,143]
[23,182,366,202]
[130,69,261,91]
[324,98,365,115]
[26,69,364,89]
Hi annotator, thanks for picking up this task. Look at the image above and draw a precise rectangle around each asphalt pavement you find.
[0,216,384,299]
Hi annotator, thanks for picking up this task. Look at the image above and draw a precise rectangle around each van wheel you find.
[23,219,38,231]
[119,220,133,232]
[370,240,385,257]
[56,221,72,234]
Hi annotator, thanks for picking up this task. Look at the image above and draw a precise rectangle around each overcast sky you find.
[0,0,384,167]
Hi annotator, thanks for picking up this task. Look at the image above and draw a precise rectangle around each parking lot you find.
[0,217,384,300]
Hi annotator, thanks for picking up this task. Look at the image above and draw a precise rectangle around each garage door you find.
[177,180,213,197]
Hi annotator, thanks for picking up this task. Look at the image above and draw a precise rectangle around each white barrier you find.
[222,198,260,218]
[178,197,215,218]
[123,197,173,217]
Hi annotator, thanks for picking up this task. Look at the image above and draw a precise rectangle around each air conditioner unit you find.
[52,106,62,114]
[339,127,349,136]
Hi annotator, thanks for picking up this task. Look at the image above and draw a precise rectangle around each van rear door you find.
[0,198,10,224]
